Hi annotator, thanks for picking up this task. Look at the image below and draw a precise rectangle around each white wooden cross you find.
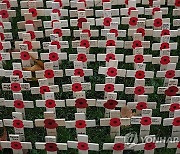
[120,0,144,16]
[100,110,131,138]
[0,134,32,154]
[152,35,177,51]
[97,46,124,64]
[31,78,59,99]
[163,110,180,137]
[131,109,162,137]
[45,20,71,39]
[46,0,69,9]
[3,112,33,141]
[66,91,96,113]
[157,79,180,103]
[65,112,96,134]
[2,75,30,93]
[11,43,38,67]
[95,2,120,17]
[67,134,99,153]
[160,96,180,118]
[0,51,10,68]
[1,0,18,9]
[167,139,180,154]
[20,0,43,9]
[152,49,179,71]
[0,3,16,21]
[62,76,91,95]
[40,45,67,70]
[70,2,94,18]
[70,0,94,8]
[65,61,93,82]
[96,92,126,117]
[126,63,154,79]
[35,62,63,85]
[35,136,67,153]
[35,111,65,136]
[43,13,68,29]
[134,135,165,154]
[142,0,165,6]
[167,0,180,8]
[125,47,152,64]
[4,63,32,82]
[98,60,126,78]
[73,22,99,38]
[127,95,157,116]
[36,92,65,115]
[103,136,135,153]
[125,79,154,102]
[2,93,34,117]
[70,11,95,28]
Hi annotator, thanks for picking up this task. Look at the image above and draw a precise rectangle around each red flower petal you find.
[0,42,3,50]
[132,40,142,49]
[107,67,117,77]
[23,41,33,50]
[49,52,59,61]
[175,0,180,6]
[13,119,24,128]
[136,102,147,110]
[51,41,61,49]
[72,83,82,92]
[26,20,35,27]
[103,99,118,109]
[77,18,87,28]
[82,29,91,37]
[13,70,23,79]
[129,17,138,26]
[77,142,89,150]
[172,117,180,126]
[161,29,170,36]
[105,53,116,62]
[135,70,145,79]
[152,7,160,15]
[29,8,37,17]
[74,68,85,77]
[169,103,180,112]
[140,117,152,126]
[109,118,121,127]
[52,9,61,16]
[51,20,59,28]
[78,0,87,7]
[40,86,50,94]
[134,86,145,95]
[165,86,178,96]
[11,142,22,150]
[80,40,90,48]
[75,120,86,128]
[77,53,87,62]
[27,31,36,39]
[160,56,170,65]
[54,0,62,7]
[134,54,144,63]
[144,142,156,150]
[11,83,21,92]
[0,32,5,41]
[109,29,118,37]
[165,70,175,79]
[106,40,116,46]
[103,17,112,26]
[160,42,169,50]
[45,143,58,152]
[113,143,125,151]
[2,0,11,9]
[20,51,30,60]
[104,84,114,92]
[153,18,162,27]
[136,28,145,37]
[45,99,56,108]
[53,29,63,37]
[0,22,4,28]
[128,7,136,15]
[44,119,58,129]
[0,10,9,19]
[44,69,54,78]
[75,98,88,108]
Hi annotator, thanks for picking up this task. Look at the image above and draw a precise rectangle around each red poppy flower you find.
[177,142,180,149]
[82,29,91,37]
[134,54,144,63]
[11,142,22,150]
[136,102,147,110]
[80,40,90,48]
[144,142,156,150]
[54,0,62,7]
[20,51,30,60]
[45,99,56,108]
[51,20,59,28]
[109,118,121,127]
[107,67,117,77]
[29,8,37,17]
[72,83,82,92]
[105,53,115,62]
[2,0,11,9]
[0,10,9,19]
[0,32,5,41]
[52,9,61,16]
[14,101,23,109]
[103,99,118,109]
[129,17,138,26]
[51,41,61,49]
[134,86,145,95]
[49,52,59,61]
[172,117,180,126]
[44,119,58,129]
[53,29,63,37]
[103,17,112,26]
[0,22,4,28]
[106,40,116,46]
[27,31,36,39]
[140,117,152,126]
[153,18,162,27]
[136,28,145,37]
[109,29,118,37]
[128,7,136,15]
[104,84,114,92]
[152,7,160,15]
[135,70,145,79]
[165,70,175,79]
[77,18,87,28]
[161,29,170,36]
[11,83,21,92]
[149,0,153,6]
[113,143,125,151]
[45,143,58,152]
[75,98,88,108]
[75,120,86,128]
[13,119,24,128]
[0,42,3,50]
[160,56,170,65]
[44,69,54,78]
[74,68,85,77]
[40,86,50,94]
[78,0,87,7]
[165,86,178,96]
[23,41,33,50]
[175,0,180,7]
[78,8,85,11]
[0,54,2,61]
[132,40,142,49]
[77,142,89,150]
[26,20,34,26]
[13,70,23,79]
[160,42,169,50]
[77,53,87,62]
[125,0,128,5]
[102,0,110,3]
[169,103,180,112]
